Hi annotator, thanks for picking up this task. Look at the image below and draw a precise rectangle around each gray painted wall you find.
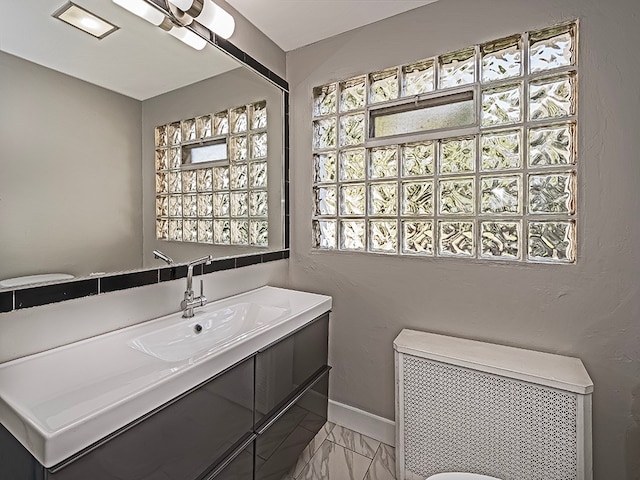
[0,52,143,280]
[286,0,640,478]
[141,67,285,267]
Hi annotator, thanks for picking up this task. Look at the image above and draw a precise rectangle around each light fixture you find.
[167,0,235,39]
[113,0,207,50]
[53,2,119,39]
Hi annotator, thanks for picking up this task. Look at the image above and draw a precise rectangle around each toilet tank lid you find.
[428,474,502,480]
[394,329,593,395]
[0,273,75,288]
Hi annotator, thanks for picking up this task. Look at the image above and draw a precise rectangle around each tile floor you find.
[284,423,396,480]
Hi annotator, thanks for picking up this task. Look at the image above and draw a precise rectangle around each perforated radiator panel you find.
[401,355,579,480]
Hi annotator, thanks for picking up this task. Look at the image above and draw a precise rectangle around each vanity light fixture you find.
[53,2,119,39]
[113,0,207,50]
[167,0,235,39]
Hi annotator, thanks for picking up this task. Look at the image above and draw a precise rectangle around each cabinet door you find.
[48,357,254,480]
[255,314,328,427]
[255,371,329,480]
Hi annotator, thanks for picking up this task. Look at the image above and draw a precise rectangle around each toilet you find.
[427,474,501,480]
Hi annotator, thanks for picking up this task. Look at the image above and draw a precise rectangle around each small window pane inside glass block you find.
[230,106,248,133]
[482,83,522,126]
[371,92,475,138]
[439,177,475,215]
[313,220,336,249]
[183,140,227,165]
[480,175,521,214]
[182,118,196,142]
[402,141,434,177]
[251,132,268,159]
[528,172,576,214]
[439,48,476,88]
[529,123,575,167]
[529,73,576,120]
[369,220,397,253]
[339,149,366,181]
[340,184,366,216]
[155,125,168,147]
[481,221,520,259]
[313,84,337,117]
[481,35,522,83]
[340,219,366,251]
[370,146,398,179]
[196,115,212,139]
[369,182,398,216]
[314,186,337,216]
[528,220,575,262]
[340,76,366,112]
[438,221,474,257]
[314,152,337,184]
[402,181,434,216]
[339,113,365,147]
[251,101,267,130]
[481,130,521,171]
[529,23,576,73]
[369,69,399,104]
[403,221,434,255]
[313,118,337,150]
[402,60,434,96]
[214,111,229,135]
[440,137,475,174]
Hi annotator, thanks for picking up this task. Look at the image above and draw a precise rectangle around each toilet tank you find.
[394,330,593,480]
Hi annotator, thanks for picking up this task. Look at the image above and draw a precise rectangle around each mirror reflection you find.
[0,0,285,288]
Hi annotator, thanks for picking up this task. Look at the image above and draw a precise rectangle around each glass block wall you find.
[155,101,268,246]
[311,22,578,263]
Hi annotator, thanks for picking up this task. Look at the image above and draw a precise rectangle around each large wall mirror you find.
[0,0,286,290]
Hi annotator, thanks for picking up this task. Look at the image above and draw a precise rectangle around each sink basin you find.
[129,302,289,362]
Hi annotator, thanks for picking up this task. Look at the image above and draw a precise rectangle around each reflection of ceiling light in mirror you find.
[53,2,119,39]
[168,0,235,39]
[113,0,167,25]
[113,0,208,50]
[168,26,208,50]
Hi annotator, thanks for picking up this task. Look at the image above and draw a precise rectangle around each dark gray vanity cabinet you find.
[0,313,330,480]
[48,356,255,480]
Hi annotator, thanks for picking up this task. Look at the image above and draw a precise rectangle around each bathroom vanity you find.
[0,286,331,480]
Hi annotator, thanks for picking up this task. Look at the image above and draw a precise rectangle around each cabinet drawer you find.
[255,370,329,480]
[48,357,254,480]
[255,313,329,426]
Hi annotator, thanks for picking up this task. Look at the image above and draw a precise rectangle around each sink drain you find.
[194,324,203,334]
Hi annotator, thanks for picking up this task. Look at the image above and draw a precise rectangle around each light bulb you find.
[112,0,166,26]
[168,26,208,50]
[168,0,235,39]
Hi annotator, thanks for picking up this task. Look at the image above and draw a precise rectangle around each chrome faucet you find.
[180,255,213,318]
[153,249,174,265]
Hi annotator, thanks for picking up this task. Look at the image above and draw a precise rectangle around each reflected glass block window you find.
[155,100,268,247]
[311,21,578,264]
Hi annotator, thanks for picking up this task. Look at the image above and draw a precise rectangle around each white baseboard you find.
[327,400,396,446]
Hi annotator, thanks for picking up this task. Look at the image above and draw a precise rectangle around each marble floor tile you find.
[297,439,372,480]
[327,425,381,459]
[290,422,335,478]
[363,444,396,480]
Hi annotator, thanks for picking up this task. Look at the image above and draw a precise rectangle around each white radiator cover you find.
[394,330,593,480]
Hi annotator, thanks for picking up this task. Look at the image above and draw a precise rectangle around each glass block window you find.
[312,21,577,263]
[155,100,268,247]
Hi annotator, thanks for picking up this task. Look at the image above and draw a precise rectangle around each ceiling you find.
[225,0,439,52]
[0,0,241,100]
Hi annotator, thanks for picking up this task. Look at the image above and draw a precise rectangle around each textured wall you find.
[0,52,143,279]
[286,0,640,478]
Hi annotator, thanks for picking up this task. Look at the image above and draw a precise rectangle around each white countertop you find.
[394,329,593,395]
[0,286,332,468]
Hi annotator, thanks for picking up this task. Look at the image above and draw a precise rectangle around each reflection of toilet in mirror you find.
[0,273,75,289]
[394,330,594,480]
